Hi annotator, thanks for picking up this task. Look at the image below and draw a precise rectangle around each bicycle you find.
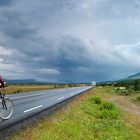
[0,86,13,120]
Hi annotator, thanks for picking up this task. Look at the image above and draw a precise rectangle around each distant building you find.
[92,81,96,86]
[119,87,126,90]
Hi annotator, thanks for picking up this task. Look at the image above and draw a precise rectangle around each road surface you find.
[0,86,92,130]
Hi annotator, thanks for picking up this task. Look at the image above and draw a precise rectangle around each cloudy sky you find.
[0,0,140,82]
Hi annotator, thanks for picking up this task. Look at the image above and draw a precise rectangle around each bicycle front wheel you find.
[0,98,13,120]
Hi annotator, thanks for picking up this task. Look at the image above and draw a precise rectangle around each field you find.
[8,86,140,140]
[2,85,56,94]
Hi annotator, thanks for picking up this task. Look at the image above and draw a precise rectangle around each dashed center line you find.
[59,89,65,92]
[24,105,43,113]
[57,96,64,101]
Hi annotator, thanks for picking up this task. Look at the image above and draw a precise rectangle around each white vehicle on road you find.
[92,81,96,86]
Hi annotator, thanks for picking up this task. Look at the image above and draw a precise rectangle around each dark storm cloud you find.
[0,0,140,82]
[0,0,12,6]
[0,10,36,40]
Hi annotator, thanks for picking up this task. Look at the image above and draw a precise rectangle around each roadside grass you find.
[8,88,140,140]
[3,85,56,94]
[136,96,140,102]
[133,96,140,104]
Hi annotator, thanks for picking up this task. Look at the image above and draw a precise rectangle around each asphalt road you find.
[0,86,92,130]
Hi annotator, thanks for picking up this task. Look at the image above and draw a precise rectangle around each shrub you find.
[90,96,102,105]
[99,109,119,119]
[15,89,21,93]
[98,101,119,119]
[100,101,116,110]
[134,79,140,91]
[86,96,120,119]
[136,96,140,102]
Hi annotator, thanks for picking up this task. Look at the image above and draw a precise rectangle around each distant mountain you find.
[127,72,140,80]
[5,79,90,85]
[6,79,43,84]
[96,72,140,85]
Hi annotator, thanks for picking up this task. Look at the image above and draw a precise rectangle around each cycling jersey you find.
[0,75,4,88]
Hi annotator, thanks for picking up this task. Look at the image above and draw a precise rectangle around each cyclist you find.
[0,75,13,120]
[0,75,5,89]
[0,75,5,99]
[0,75,6,109]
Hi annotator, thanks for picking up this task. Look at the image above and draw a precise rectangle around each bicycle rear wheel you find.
[0,98,13,120]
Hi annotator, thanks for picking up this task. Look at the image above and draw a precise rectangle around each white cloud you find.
[38,68,60,75]
[0,58,4,62]
[0,46,13,56]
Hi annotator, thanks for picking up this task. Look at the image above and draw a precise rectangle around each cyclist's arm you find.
[0,79,5,88]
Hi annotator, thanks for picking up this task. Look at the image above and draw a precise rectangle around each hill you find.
[6,79,43,84]
[127,72,140,80]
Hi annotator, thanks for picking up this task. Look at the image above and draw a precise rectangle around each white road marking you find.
[57,96,64,101]
[59,89,65,92]
[24,105,43,113]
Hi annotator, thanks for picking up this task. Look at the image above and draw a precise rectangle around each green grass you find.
[137,96,140,101]
[90,96,102,105]
[135,96,140,103]
[8,88,140,140]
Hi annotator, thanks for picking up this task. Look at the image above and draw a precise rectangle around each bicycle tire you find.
[0,98,13,120]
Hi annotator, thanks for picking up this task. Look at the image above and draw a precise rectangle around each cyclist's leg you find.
[0,89,2,97]
[0,89,7,109]
[0,89,3,107]
[1,96,7,109]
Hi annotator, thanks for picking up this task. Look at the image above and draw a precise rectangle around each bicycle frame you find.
[0,86,13,120]
[0,90,7,110]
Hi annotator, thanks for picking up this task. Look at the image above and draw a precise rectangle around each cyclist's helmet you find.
[0,75,5,88]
